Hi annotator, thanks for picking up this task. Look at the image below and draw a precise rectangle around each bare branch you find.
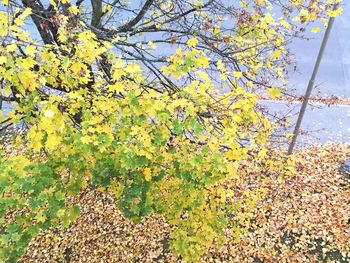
[21,0,55,44]
[91,0,103,27]
[117,0,154,32]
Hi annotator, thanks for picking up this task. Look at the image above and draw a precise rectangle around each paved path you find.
[266,2,350,146]
[260,101,350,145]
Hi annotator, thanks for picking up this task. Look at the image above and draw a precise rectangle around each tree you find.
[0,0,343,261]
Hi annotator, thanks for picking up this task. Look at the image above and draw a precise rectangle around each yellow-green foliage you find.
[0,0,343,261]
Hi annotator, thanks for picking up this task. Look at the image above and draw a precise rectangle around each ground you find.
[19,143,350,262]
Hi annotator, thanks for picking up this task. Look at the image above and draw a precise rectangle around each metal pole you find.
[287,5,339,155]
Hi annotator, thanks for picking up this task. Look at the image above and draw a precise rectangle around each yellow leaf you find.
[18,70,37,91]
[35,212,46,223]
[28,128,44,151]
[197,56,209,68]
[0,56,6,64]
[264,13,274,24]
[81,135,92,144]
[45,134,61,150]
[125,63,141,74]
[148,41,157,49]
[109,82,124,93]
[6,44,17,52]
[0,110,4,122]
[255,0,265,6]
[70,62,85,75]
[7,112,16,120]
[143,167,152,181]
[258,148,267,158]
[299,9,309,24]
[280,20,291,30]
[327,7,343,18]
[217,60,225,71]
[1,0,9,6]
[220,73,227,80]
[225,150,240,160]
[69,5,80,14]
[25,45,36,56]
[77,30,95,42]
[226,162,238,179]
[311,27,320,33]
[272,49,282,60]
[20,8,32,19]
[56,209,66,217]
[234,71,243,78]
[21,57,36,69]
[268,87,281,99]
[187,37,198,48]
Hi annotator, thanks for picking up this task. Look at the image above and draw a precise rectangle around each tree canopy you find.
[0,0,343,261]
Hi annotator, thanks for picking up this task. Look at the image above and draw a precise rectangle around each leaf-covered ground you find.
[20,143,350,262]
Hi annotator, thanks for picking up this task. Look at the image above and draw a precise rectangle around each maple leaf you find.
[143,168,152,181]
[187,37,198,48]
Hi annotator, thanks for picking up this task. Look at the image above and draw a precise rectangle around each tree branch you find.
[91,0,103,27]
[117,0,154,32]
[21,0,55,44]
